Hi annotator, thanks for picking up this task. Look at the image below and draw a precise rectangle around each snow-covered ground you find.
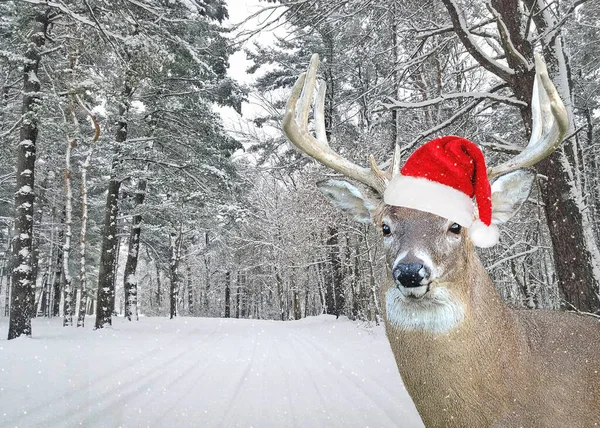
[0,316,423,428]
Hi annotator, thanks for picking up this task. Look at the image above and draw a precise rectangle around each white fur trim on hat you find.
[384,175,474,227]
[468,219,499,248]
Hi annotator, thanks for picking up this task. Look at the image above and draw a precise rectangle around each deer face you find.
[317,170,534,334]
[375,204,473,333]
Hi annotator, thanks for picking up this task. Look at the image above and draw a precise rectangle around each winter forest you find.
[1,0,600,426]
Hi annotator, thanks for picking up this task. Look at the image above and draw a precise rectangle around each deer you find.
[282,53,600,427]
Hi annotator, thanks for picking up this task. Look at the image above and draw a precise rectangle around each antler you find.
[282,54,397,194]
[487,53,569,179]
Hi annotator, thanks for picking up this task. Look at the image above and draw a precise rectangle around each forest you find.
[1,0,599,339]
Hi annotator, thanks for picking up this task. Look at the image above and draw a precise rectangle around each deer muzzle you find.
[393,263,431,288]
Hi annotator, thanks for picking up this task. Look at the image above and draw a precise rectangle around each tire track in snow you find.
[75,323,231,427]
[292,328,404,426]
[9,324,225,428]
[217,321,261,428]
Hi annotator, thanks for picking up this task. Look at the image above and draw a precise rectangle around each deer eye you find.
[449,223,462,235]
[382,223,391,236]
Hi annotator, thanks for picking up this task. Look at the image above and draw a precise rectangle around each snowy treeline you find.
[1,0,599,338]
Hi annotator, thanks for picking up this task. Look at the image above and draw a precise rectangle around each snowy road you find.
[0,316,423,428]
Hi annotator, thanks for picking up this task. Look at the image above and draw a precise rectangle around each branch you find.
[18,0,125,41]
[479,135,524,155]
[440,0,515,82]
[0,118,23,139]
[415,17,495,39]
[74,94,100,143]
[80,0,125,64]
[486,2,532,70]
[564,301,600,319]
[487,246,539,270]
[399,83,509,154]
[380,91,526,110]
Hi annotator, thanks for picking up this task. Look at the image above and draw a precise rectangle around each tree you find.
[8,6,49,339]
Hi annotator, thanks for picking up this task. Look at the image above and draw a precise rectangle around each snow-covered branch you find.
[440,0,515,82]
[399,83,509,154]
[486,3,531,71]
[380,91,526,110]
[479,135,524,155]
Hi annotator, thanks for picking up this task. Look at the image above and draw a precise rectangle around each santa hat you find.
[383,136,499,248]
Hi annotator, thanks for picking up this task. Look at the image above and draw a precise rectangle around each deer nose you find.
[393,263,430,288]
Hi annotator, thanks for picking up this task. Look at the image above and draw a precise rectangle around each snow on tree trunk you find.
[94,83,132,329]
[123,178,147,321]
[8,9,49,340]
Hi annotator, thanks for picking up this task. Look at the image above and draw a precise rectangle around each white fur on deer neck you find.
[385,284,466,334]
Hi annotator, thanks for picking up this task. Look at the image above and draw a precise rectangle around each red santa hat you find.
[383,136,499,248]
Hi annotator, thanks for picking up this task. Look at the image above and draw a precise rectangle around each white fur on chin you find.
[385,285,465,334]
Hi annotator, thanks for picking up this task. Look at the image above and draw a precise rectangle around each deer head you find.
[282,53,568,334]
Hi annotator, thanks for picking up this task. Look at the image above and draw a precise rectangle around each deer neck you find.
[384,255,532,427]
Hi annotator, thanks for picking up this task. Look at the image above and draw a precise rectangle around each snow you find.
[17,185,33,195]
[14,263,31,273]
[0,316,423,428]
[28,70,40,84]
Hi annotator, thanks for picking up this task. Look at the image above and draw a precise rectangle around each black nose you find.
[393,263,429,288]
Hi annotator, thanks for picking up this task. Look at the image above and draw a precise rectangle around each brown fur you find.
[376,206,600,427]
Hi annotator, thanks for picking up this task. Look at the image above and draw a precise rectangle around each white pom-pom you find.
[468,219,499,248]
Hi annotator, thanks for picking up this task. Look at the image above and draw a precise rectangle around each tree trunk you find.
[169,227,182,319]
[323,248,335,315]
[94,81,133,329]
[275,270,285,320]
[240,273,247,318]
[62,134,75,327]
[52,211,64,317]
[8,9,49,339]
[31,175,48,303]
[224,271,231,318]
[77,139,94,327]
[327,227,344,317]
[186,262,193,315]
[364,226,380,324]
[203,232,210,313]
[235,271,240,319]
[123,178,147,321]
[293,290,301,320]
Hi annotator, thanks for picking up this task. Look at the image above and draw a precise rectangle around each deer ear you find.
[317,179,378,224]
[490,170,535,225]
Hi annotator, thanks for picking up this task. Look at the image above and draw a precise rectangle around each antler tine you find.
[391,142,402,179]
[487,53,569,179]
[314,79,328,146]
[282,54,388,194]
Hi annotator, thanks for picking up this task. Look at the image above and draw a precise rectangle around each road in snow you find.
[0,316,423,428]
